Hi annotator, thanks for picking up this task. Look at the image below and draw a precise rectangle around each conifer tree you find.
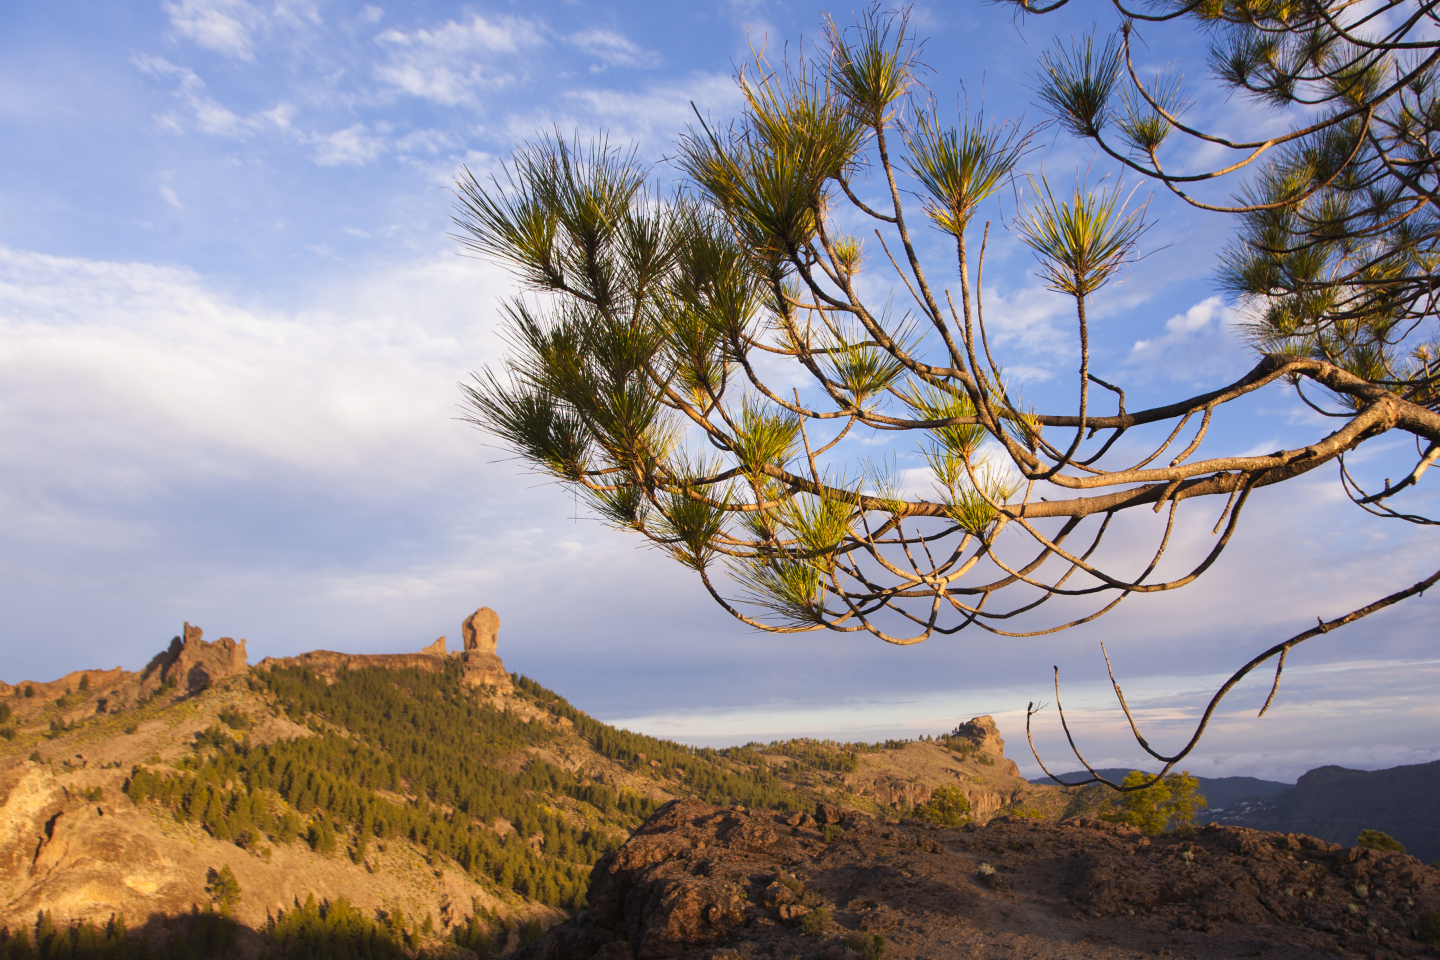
[458,4,1440,786]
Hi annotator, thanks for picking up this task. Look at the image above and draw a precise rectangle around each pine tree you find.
[1110,772,1172,836]
[205,866,241,916]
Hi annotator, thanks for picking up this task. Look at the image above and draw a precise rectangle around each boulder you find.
[462,607,501,654]
[459,607,512,691]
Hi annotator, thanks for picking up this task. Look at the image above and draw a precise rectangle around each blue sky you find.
[1,0,1436,783]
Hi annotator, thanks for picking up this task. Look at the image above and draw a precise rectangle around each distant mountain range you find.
[1032,762,1440,862]
[0,614,1093,953]
[1029,768,1292,810]
[5,612,1436,958]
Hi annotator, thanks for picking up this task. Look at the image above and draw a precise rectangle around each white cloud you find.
[394,127,455,155]
[0,246,506,482]
[162,0,319,60]
[566,28,660,71]
[373,14,545,105]
[312,122,389,166]
[507,74,741,150]
[159,186,183,209]
[974,281,1075,359]
[164,0,263,61]
[1129,295,1236,358]
[133,54,294,139]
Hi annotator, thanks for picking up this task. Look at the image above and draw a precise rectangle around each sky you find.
[1,0,1436,785]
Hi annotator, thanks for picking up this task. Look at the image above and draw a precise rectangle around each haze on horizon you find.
[0,0,1436,785]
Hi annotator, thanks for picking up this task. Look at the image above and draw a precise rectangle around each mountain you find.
[0,610,1073,957]
[8,612,1438,958]
[1201,762,1440,862]
[1030,768,1292,810]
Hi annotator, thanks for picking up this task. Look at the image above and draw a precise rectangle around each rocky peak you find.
[948,715,1020,776]
[462,607,500,654]
[951,715,1005,756]
[460,607,511,691]
[148,623,248,694]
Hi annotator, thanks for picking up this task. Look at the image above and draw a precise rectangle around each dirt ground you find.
[515,799,1440,960]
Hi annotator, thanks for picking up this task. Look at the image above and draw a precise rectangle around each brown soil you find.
[516,798,1440,960]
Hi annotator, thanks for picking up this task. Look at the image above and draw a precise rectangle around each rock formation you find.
[254,648,450,680]
[515,797,1440,960]
[834,716,1035,821]
[463,607,500,655]
[144,623,249,695]
[460,607,512,691]
[949,714,1021,776]
[421,636,447,656]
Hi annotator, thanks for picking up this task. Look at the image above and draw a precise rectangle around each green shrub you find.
[821,824,842,843]
[268,895,407,960]
[799,907,830,935]
[1419,910,1440,944]
[843,932,885,959]
[0,727,15,741]
[1108,771,1207,836]
[218,708,252,731]
[1357,829,1406,853]
[206,865,241,915]
[918,786,971,827]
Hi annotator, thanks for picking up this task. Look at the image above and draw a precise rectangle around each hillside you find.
[1201,761,1440,862]
[515,798,1440,959]
[1034,764,1440,862]
[10,612,1436,958]
[1032,769,1293,811]
[0,611,1076,957]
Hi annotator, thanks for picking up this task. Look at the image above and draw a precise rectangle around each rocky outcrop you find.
[460,607,511,691]
[949,715,1020,776]
[254,608,513,691]
[144,623,248,694]
[255,648,450,680]
[513,798,794,960]
[463,608,501,654]
[0,668,129,703]
[516,799,1440,960]
[837,718,1037,821]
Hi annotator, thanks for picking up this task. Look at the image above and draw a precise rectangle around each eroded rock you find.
[516,798,1440,960]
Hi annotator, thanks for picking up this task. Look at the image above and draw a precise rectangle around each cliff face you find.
[255,648,450,679]
[254,606,513,692]
[150,623,249,694]
[830,716,1054,822]
[0,627,251,732]
[1206,760,1440,862]
[459,606,512,691]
